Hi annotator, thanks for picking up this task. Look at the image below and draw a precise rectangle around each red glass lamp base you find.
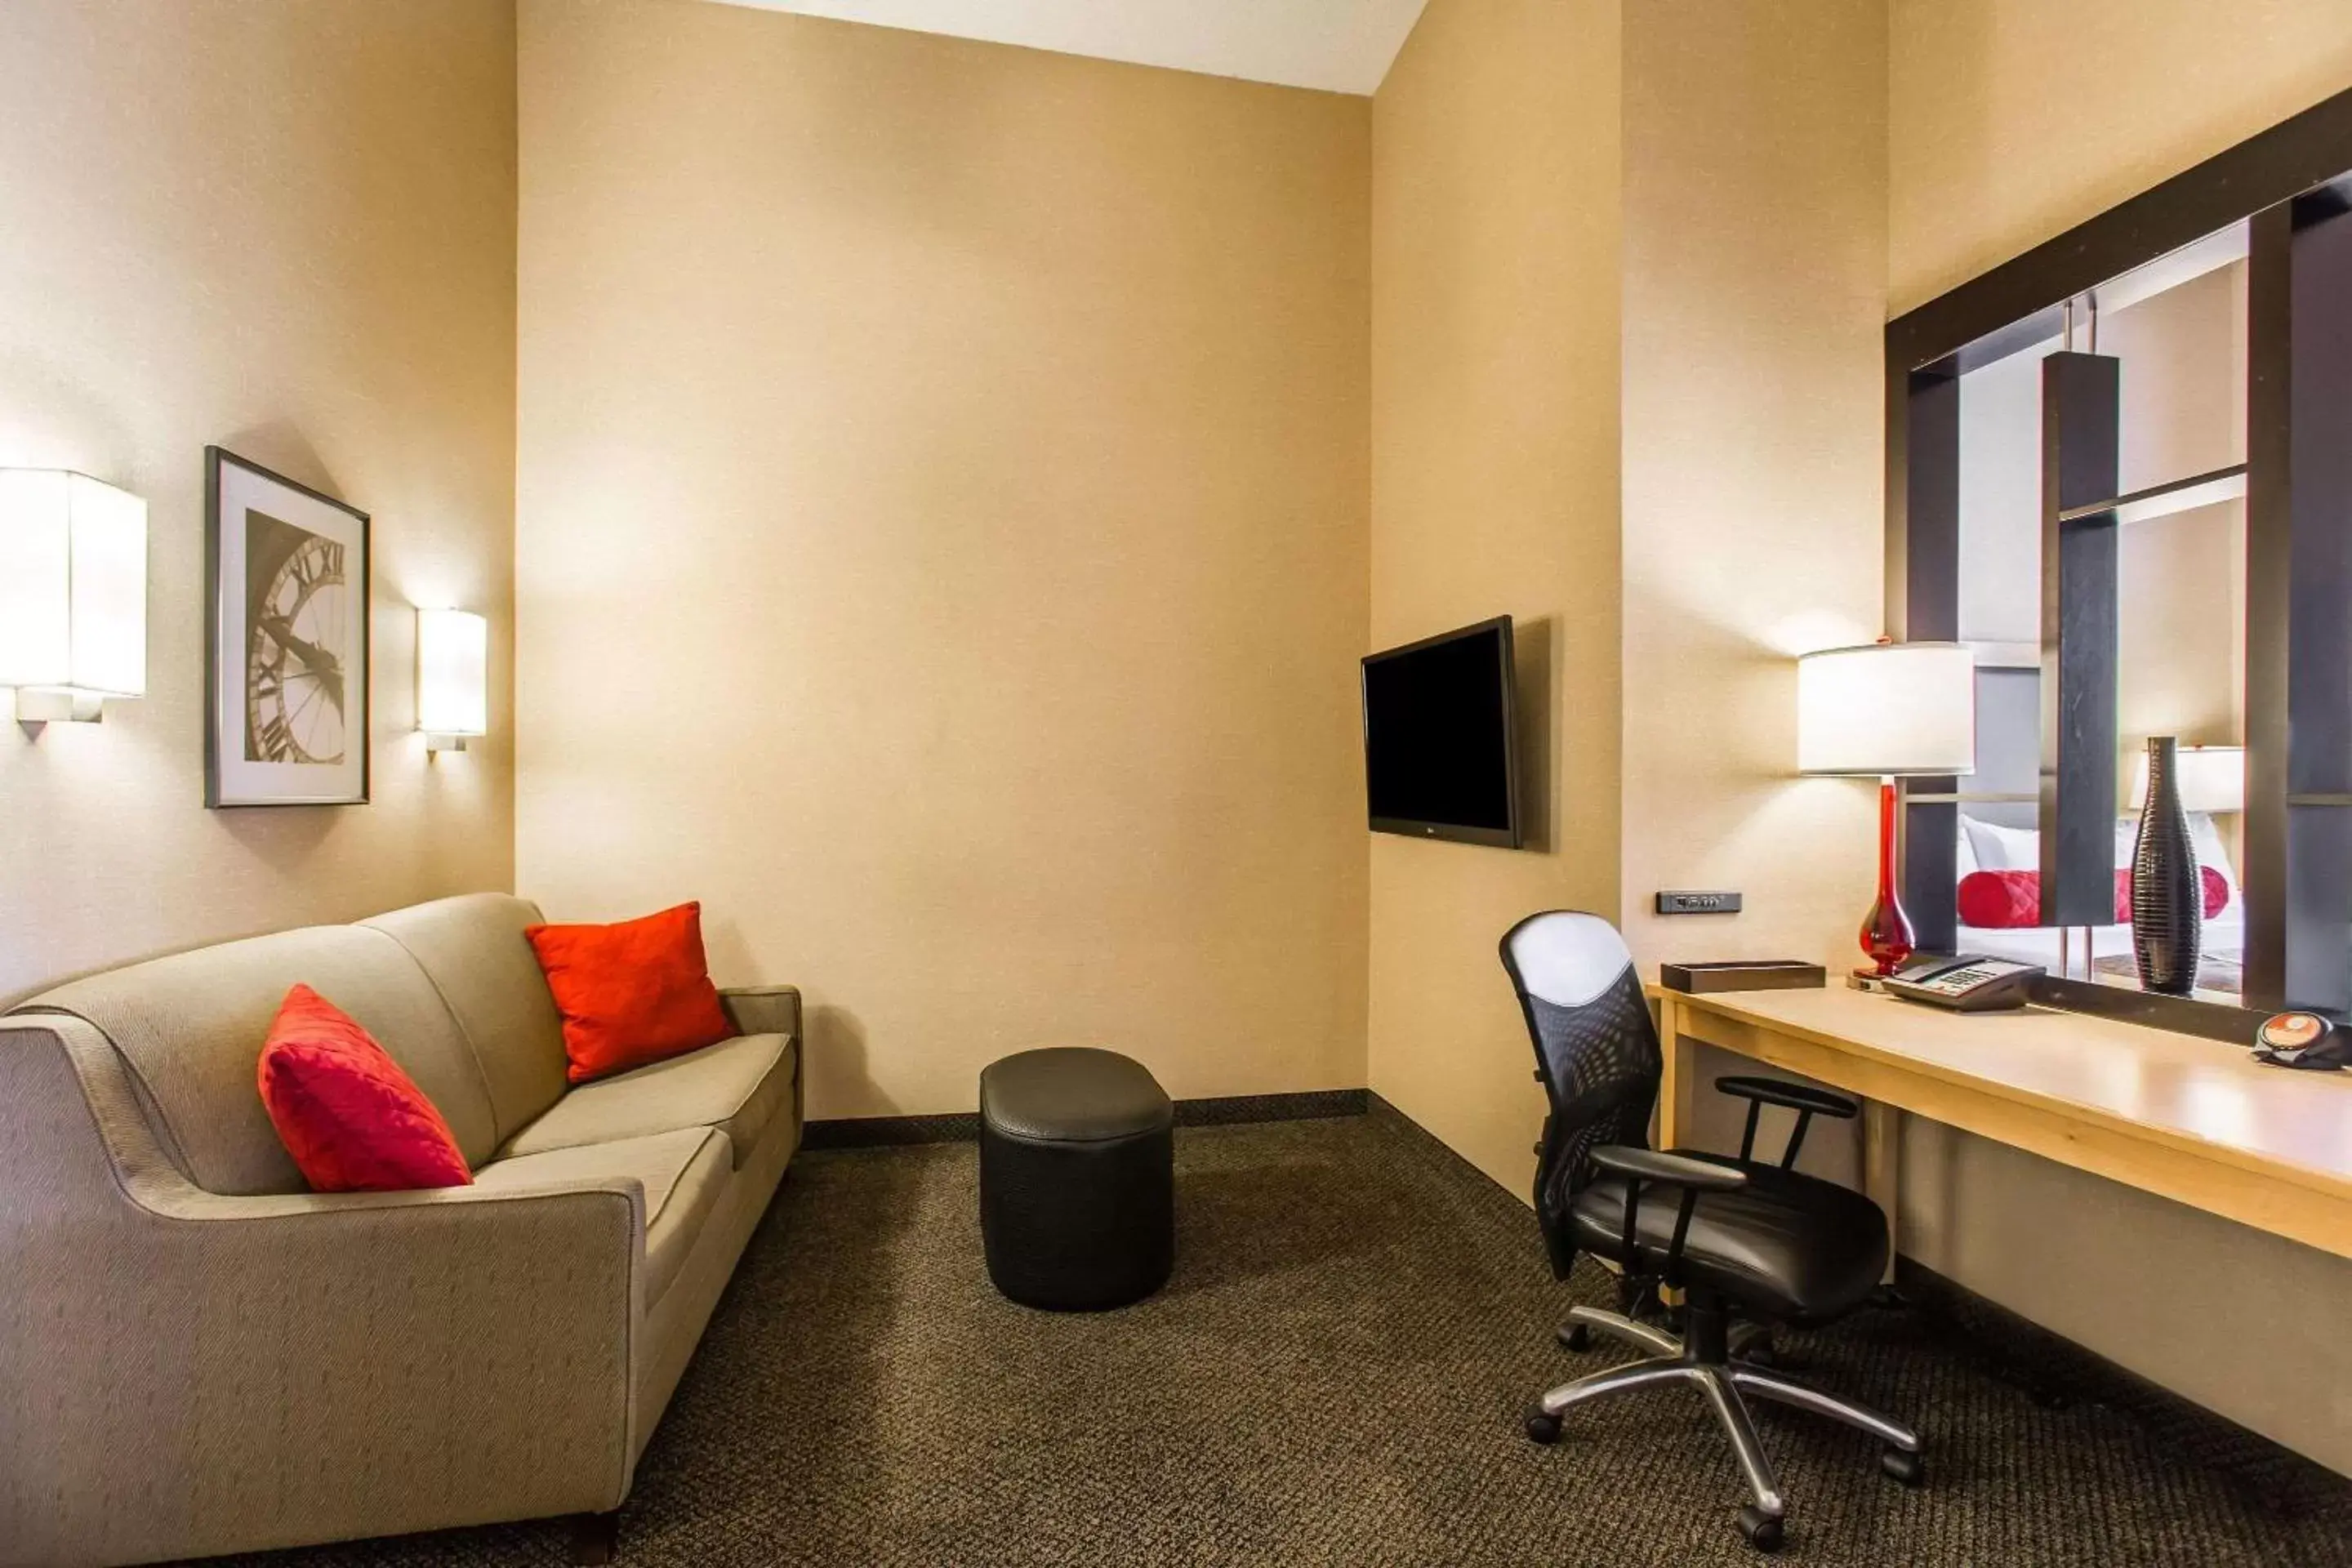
[1858,778,1916,978]
[1857,891,1916,978]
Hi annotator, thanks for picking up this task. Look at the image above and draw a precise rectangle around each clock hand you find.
[258,613,345,715]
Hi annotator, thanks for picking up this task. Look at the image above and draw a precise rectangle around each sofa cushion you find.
[21,926,497,1196]
[257,985,474,1192]
[362,893,571,1146]
[473,1127,728,1307]
[498,1033,795,1170]
[524,902,734,1085]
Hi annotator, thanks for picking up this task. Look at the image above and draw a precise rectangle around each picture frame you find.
[204,447,371,807]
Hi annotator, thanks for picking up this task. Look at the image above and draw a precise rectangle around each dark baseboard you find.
[1895,1258,2350,1510]
[801,1111,981,1149]
[1173,1088,1366,1127]
[802,1087,1369,1150]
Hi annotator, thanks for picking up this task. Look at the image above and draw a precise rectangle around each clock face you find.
[247,532,347,764]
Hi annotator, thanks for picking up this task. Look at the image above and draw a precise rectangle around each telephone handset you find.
[1880,954,2043,1012]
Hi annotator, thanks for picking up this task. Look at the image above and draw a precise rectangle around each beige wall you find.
[1890,0,2352,314]
[1618,0,1889,987]
[1890,1,2352,1472]
[1366,0,1624,1196]
[0,0,519,1004]
[515,0,1370,1120]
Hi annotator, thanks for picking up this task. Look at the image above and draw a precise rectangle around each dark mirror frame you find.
[1885,87,2352,1044]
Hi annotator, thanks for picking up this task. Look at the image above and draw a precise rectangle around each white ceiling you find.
[709,0,1431,96]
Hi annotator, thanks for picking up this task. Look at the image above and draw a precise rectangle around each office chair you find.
[1499,911,1922,1553]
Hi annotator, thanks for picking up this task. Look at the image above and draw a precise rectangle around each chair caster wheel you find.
[1881,1447,1926,1486]
[1522,1407,1563,1445]
[1736,1505,1784,1552]
[1559,1324,1593,1352]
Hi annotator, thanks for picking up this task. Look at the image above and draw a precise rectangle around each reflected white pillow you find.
[1962,815,2038,871]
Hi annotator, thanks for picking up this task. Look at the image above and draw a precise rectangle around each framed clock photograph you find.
[204,448,370,807]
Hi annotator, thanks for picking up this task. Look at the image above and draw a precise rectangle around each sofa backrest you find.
[361,893,570,1145]
[21,924,500,1196]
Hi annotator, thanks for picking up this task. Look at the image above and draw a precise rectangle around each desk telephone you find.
[1881,954,2042,1012]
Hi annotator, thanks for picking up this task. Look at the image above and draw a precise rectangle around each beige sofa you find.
[0,893,801,1567]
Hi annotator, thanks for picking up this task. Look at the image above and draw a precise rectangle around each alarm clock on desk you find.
[2253,1012,2348,1071]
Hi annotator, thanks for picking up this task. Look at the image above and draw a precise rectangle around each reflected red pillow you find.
[526,902,734,1084]
[1956,867,2229,929]
[257,984,473,1192]
[1957,870,2040,929]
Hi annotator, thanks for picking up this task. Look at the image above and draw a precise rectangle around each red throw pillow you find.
[1956,870,2040,929]
[525,902,733,1084]
[257,984,473,1192]
[2200,865,2230,919]
[1957,867,2230,929]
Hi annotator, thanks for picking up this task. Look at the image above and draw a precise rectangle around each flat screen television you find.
[1361,616,1521,848]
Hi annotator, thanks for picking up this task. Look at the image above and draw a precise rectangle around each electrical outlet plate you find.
[1656,890,1742,915]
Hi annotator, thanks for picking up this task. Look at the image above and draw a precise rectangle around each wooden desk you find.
[1650,982,2352,1266]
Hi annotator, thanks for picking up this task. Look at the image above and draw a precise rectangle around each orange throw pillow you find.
[257,984,473,1192]
[526,902,734,1084]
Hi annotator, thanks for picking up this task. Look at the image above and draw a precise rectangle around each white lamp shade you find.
[416,609,488,737]
[2129,744,2244,814]
[1797,641,1975,776]
[0,470,147,697]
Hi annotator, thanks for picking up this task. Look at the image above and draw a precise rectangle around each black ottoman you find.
[979,1047,1174,1310]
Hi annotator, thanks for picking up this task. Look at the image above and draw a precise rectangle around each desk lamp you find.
[1797,640,1976,977]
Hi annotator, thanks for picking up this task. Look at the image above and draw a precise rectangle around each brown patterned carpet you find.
[217,1106,2352,1566]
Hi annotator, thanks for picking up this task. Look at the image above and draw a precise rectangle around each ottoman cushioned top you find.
[981,1047,1170,1143]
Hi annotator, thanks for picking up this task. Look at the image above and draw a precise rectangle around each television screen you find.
[1361,616,1520,848]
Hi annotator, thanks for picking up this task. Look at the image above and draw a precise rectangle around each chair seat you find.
[1570,1156,1887,1323]
[498,1032,795,1169]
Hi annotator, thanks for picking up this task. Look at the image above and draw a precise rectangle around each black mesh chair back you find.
[1499,911,1662,1279]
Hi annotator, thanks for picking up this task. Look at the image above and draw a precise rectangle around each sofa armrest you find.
[0,1016,644,1566]
[719,983,800,1041]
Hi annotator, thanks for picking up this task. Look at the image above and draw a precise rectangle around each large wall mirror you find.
[1886,89,2352,1033]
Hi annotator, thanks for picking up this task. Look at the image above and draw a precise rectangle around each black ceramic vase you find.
[2131,736,2202,996]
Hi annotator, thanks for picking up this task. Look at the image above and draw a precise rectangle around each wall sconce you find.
[0,469,148,726]
[416,608,488,753]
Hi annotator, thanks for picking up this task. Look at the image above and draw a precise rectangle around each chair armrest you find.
[0,1017,645,1563]
[1713,1075,1860,1119]
[719,983,800,1040]
[1591,1144,1750,1192]
[1713,1074,1858,1169]
[1589,1144,1745,1289]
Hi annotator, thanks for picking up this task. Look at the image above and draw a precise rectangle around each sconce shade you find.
[2130,744,2243,813]
[416,609,488,737]
[0,469,147,699]
[1796,641,1975,777]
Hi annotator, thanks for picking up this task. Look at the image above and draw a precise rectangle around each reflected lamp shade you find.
[0,470,148,719]
[2129,744,2243,814]
[1797,641,1975,777]
[416,608,488,746]
[1795,640,1976,979]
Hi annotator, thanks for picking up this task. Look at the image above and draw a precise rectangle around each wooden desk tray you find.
[1659,960,1828,994]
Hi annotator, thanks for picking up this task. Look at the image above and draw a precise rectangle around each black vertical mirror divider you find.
[2039,351,2120,930]
[2244,189,2352,1016]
